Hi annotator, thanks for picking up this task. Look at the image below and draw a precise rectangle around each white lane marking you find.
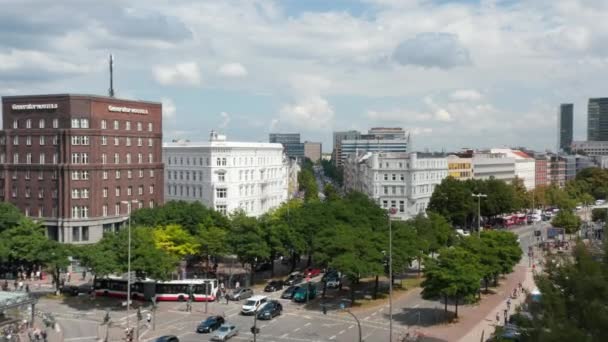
[55,324,61,333]
[371,312,378,316]
[329,335,336,340]
[338,330,345,335]
[280,333,289,338]
[63,337,97,341]
[363,316,371,320]
[304,322,311,327]
[261,324,267,328]
[303,315,312,319]
[348,325,354,329]
[294,328,301,332]
[413,304,420,308]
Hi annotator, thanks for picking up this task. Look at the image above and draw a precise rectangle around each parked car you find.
[264,280,284,292]
[304,268,322,278]
[210,324,238,341]
[257,300,283,320]
[197,316,225,333]
[293,284,317,303]
[455,229,470,237]
[255,262,272,272]
[322,269,341,282]
[228,288,253,301]
[285,272,303,285]
[154,336,179,342]
[325,277,341,289]
[241,295,268,315]
[281,286,299,299]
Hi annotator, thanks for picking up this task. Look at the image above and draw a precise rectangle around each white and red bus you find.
[94,277,218,302]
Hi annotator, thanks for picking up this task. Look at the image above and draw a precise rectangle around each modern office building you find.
[559,104,573,153]
[561,155,577,181]
[571,140,608,156]
[164,131,288,217]
[547,155,566,187]
[575,155,596,174]
[471,152,516,183]
[447,155,473,180]
[588,97,608,141]
[0,94,164,243]
[343,152,448,220]
[303,141,322,163]
[332,130,361,167]
[490,149,536,189]
[269,133,304,159]
[338,128,409,167]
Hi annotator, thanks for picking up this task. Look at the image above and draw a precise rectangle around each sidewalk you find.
[418,261,530,342]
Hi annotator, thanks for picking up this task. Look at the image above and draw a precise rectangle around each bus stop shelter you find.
[0,292,36,327]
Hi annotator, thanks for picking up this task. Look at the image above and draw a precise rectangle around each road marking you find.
[329,335,336,340]
[303,315,312,319]
[348,325,354,329]
[371,312,378,316]
[304,322,311,327]
[55,324,61,333]
[338,330,345,335]
[294,328,301,332]
[363,316,371,320]
[261,324,267,328]
[413,304,420,308]
[64,337,98,341]
[280,333,289,338]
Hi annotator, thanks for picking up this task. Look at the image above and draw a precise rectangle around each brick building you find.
[0,94,164,244]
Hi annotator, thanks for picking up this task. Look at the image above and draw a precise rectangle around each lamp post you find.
[388,206,397,342]
[472,193,487,237]
[121,200,138,333]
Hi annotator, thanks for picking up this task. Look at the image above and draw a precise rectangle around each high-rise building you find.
[164,131,288,217]
[332,130,361,167]
[0,94,164,243]
[303,141,322,163]
[588,97,608,141]
[559,104,573,153]
[269,133,304,159]
[337,128,409,167]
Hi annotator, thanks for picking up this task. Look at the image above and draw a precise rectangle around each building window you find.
[102,205,108,217]
[101,153,107,164]
[382,200,388,208]
[103,188,108,198]
[215,204,227,215]
[216,188,227,198]
[392,186,396,195]
[115,187,121,197]
[38,188,44,199]
[384,174,388,181]
[125,121,131,130]
[113,120,119,130]
[149,185,154,194]
[138,153,142,164]
[138,186,143,195]
[13,153,19,164]
[26,136,31,146]
[71,119,79,128]
[127,186,132,196]
[138,138,142,146]
[72,189,80,199]
[383,186,388,195]
[392,174,396,181]
[26,119,31,129]
[25,187,31,198]
[126,137,131,146]
[148,123,153,132]
[115,170,121,179]
[114,153,119,164]
[13,119,18,129]
[102,136,107,145]
[80,118,89,128]
[103,171,108,180]
[137,122,142,131]
[39,153,45,164]
[391,200,396,209]
[126,153,131,164]
[127,170,132,179]
[26,153,32,164]
[114,137,119,146]
[101,119,107,129]
[115,204,120,215]
[148,138,153,147]
[72,227,80,242]
[218,173,226,182]
[149,170,154,178]
[39,135,45,145]
[148,153,153,163]
[13,136,18,145]
[139,169,144,178]
[52,135,58,145]
[82,227,89,241]
[149,200,154,208]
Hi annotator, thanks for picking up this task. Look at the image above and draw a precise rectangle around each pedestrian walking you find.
[13,279,17,290]
[235,281,240,289]
[18,280,23,291]
[82,270,86,280]
[146,312,152,326]
[507,298,512,311]
[41,330,47,342]
[67,272,71,283]
[25,284,30,293]
[225,292,230,305]
[503,308,508,324]
[496,312,500,324]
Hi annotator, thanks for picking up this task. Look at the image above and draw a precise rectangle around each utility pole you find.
[121,200,138,334]
[472,193,487,237]
[388,207,397,342]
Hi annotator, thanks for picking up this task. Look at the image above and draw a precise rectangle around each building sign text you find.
[12,103,58,110]
[107,105,149,114]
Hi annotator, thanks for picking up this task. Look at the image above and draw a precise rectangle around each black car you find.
[257,300,282,320]
[228,288,253,301]
[197,315,225,333]
[264,280,284,292]
[285,272,303,286]
[281,286,299,299]
[154,336,179,342]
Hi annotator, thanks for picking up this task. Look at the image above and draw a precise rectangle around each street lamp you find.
[388,206,397,342]
[121,200,139,333]
[472,193,487,237]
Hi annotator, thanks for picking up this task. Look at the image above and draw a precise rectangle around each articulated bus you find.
[93,277,218,302]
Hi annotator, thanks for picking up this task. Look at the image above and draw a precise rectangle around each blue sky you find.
[1,0,607,152]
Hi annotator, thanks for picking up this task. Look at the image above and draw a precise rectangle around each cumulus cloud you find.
[393,32,472,69]
[218,63,248,77]
[0,49,94,81]
[219,112,231,128]
[153,62,201,86]
[450,89,482,101]
[278,96,335,130]
[161,97,176,120]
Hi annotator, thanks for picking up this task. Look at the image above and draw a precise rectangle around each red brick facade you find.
[0,94,164,243]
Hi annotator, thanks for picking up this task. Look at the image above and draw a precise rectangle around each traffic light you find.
[250,327,260,334]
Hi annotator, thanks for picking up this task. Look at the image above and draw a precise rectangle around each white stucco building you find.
[343,152,448,220]
[472,152,516,183]
[163,131,289,216]
[490,149,536,189]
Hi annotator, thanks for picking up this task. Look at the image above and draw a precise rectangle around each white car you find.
[210,324,238,341]
[455,229,470,237]
[241,295,268,315]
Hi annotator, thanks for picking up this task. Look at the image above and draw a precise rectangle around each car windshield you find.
[244,300,256,306]
[218,326,229,332]
[204,318,215,324]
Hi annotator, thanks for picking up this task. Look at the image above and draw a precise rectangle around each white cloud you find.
[435,108,452,122]
[153,62,201,86]
[219,112,231,128]
[218,63,248,77]
[278,96,334,131]
[450,89,482,101]
[161,97,176,120]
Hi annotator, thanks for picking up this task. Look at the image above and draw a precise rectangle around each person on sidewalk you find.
[225,292,229,305]
[496,312,500,324]
[146,312,151,326]
[507,298,512,311]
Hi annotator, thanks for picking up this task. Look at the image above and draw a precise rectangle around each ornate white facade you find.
[343,152,448,220]
[163,131,288,216]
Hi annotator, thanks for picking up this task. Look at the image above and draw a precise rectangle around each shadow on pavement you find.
[390,307,454,327]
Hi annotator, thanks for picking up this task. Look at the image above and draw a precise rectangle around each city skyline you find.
[1,0,607,152]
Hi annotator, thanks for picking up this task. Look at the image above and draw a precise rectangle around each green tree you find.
[323,184,340,201]
[459,234,502,292]
[0,219,49,266]
[152,224,200,259]
[227,212,270,285]
[428,177,474,227]
[320,159,343,186]
[422,247,483,318]
[131,201,230,234]
[0,202,24,234]
[197,225,229,257]
[40,241,71,292]
[512,177,530,210]
[552,210,582,235]
[592,208,607,222]
[298,168,319,201]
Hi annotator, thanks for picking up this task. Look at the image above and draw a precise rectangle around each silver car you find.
[210,324,238,341]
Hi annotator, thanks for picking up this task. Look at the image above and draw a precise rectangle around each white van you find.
[241,295,268,315]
